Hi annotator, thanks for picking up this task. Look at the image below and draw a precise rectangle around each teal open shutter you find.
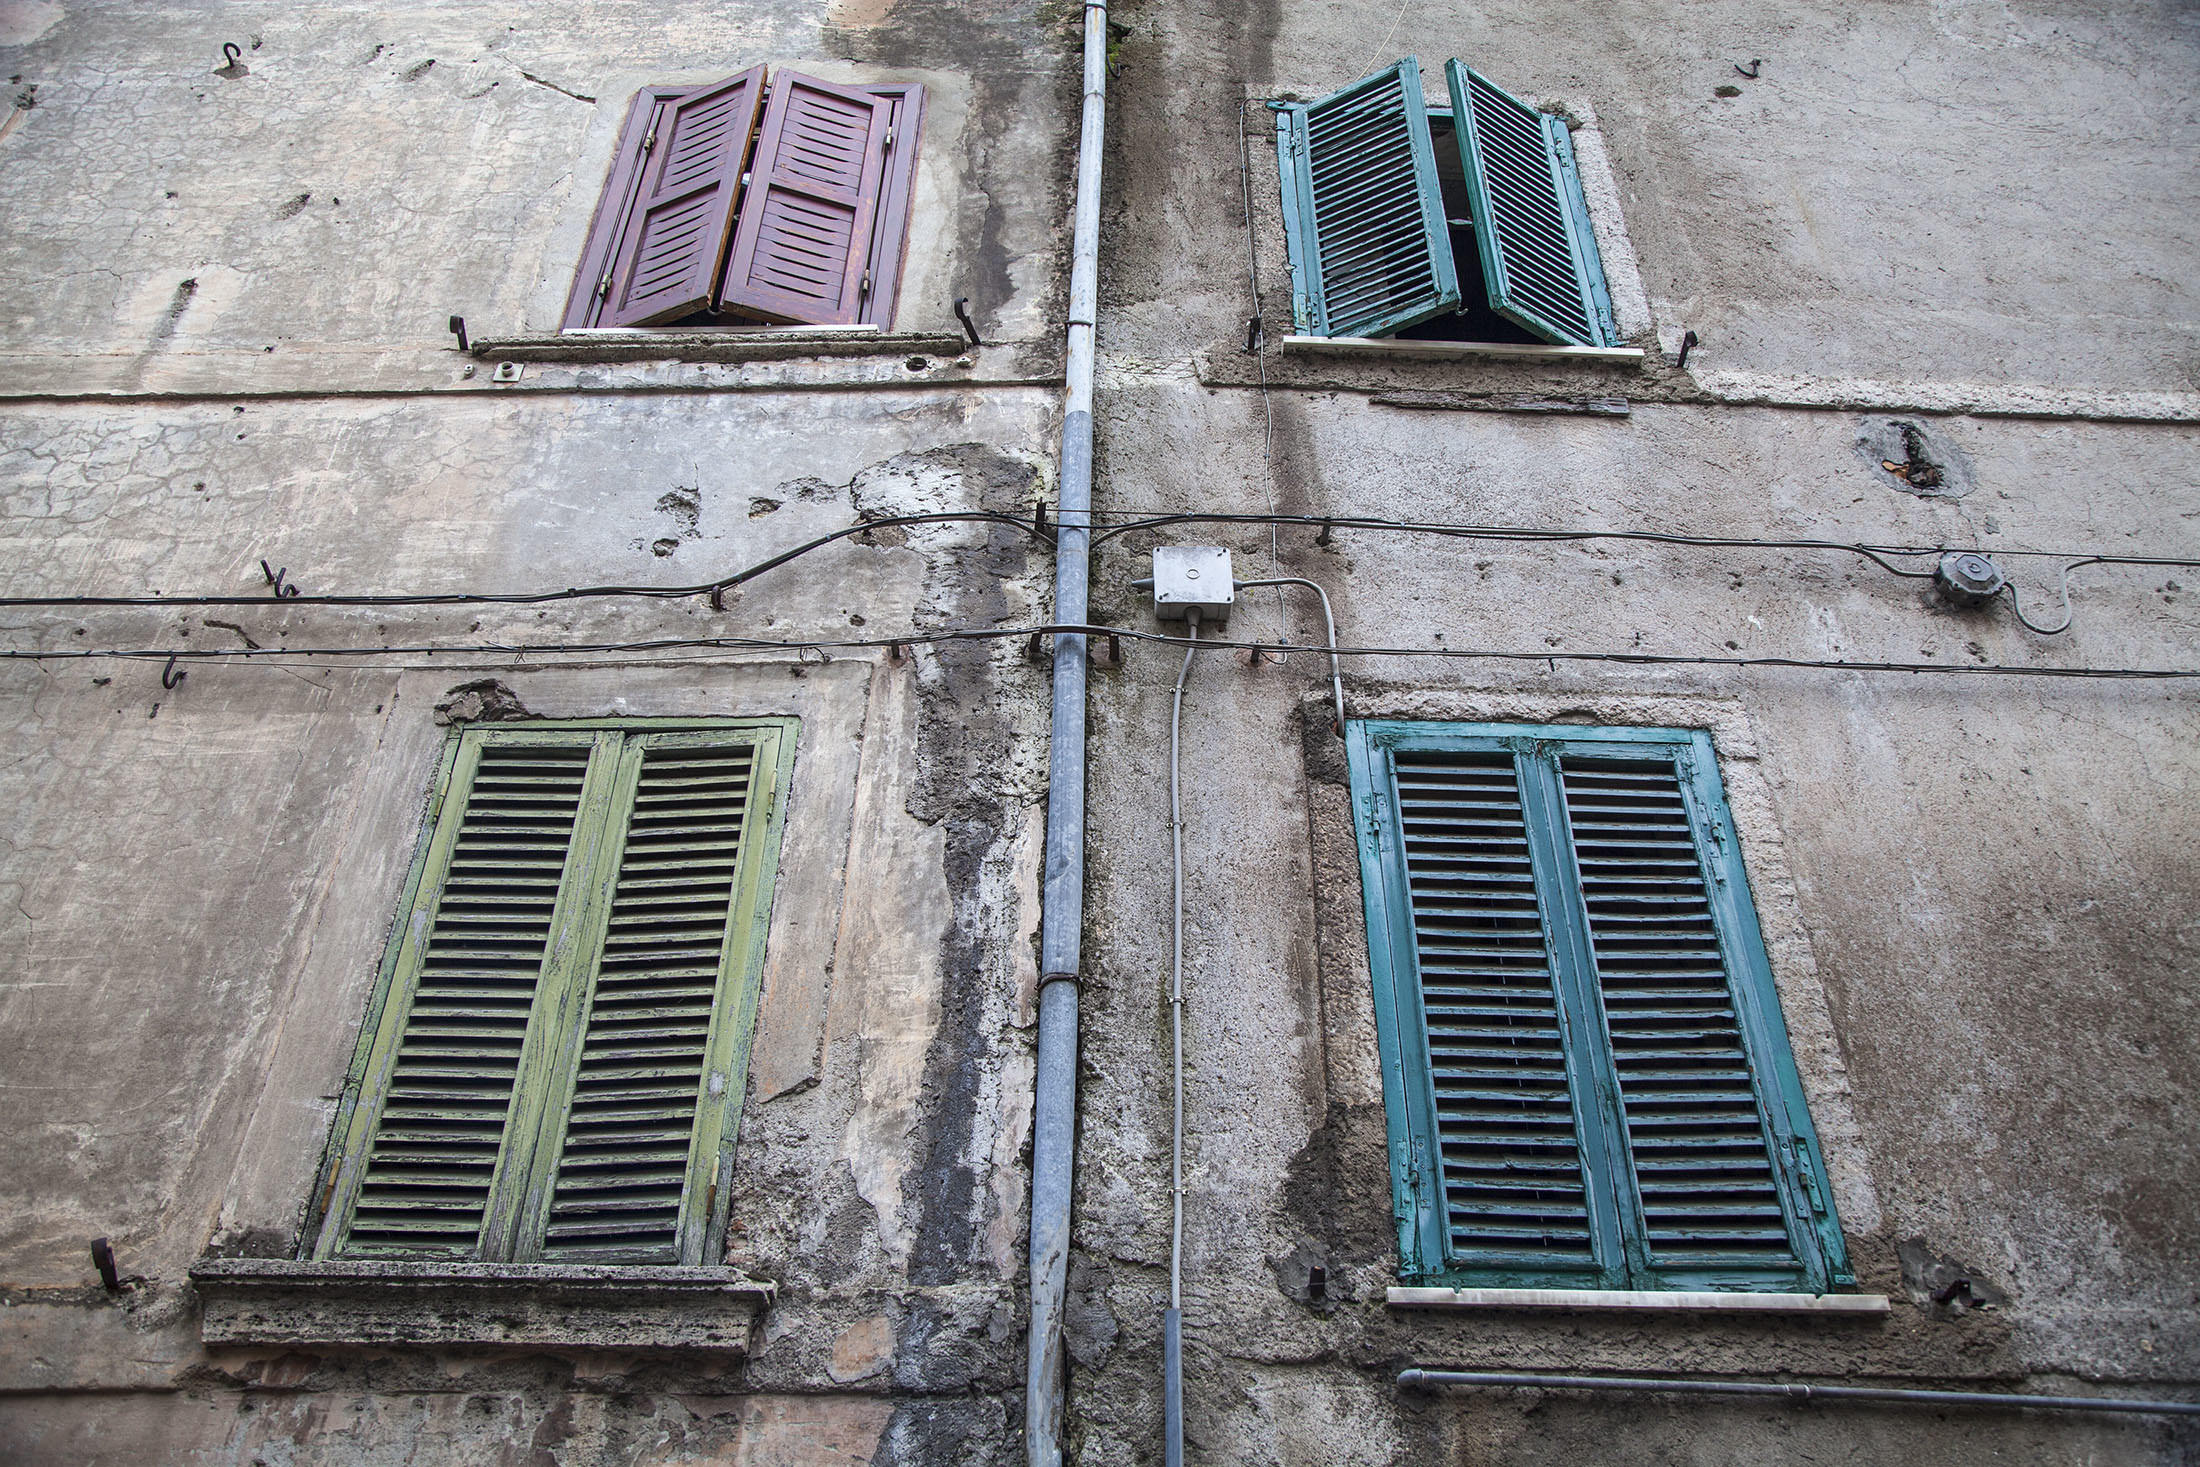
[1349,722,1851,1293]
[1444,61,1617,347]
[1275,59,1461,338]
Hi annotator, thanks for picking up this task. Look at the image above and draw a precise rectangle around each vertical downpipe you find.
[1028,4,1108,1465]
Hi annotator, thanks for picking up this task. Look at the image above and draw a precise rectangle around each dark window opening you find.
[1393,115,1542,346]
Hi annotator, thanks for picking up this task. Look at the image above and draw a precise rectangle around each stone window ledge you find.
[1388,1286,1889,1316]
[476,325,971,365]
[1283,334,1644,365]
[191,1258,776,1353]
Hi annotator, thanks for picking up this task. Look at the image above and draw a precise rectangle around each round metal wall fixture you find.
[1936,551,2006,605]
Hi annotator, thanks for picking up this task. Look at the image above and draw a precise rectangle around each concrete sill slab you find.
[1388,1286,1890,1316]
[191,1258,776,1353]
[1283,334,1645,365]
[478,326,970,365]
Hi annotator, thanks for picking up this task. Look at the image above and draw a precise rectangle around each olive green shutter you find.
[1275,59,1461,338]
[532,730,788,1264]
[314,721,793,1264]
[1444,61,1617,347]
[319,730,617,1258]
[1349,722,1851,1293]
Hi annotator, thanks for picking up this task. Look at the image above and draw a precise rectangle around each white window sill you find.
[1388,1285,1890,1316]
[1282,334,1645,364]
[478,325,970,365]
[191,1258,776,1353]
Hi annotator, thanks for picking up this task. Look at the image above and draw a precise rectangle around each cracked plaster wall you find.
[0,1,1079,1463]
[1047,3,2200,1465]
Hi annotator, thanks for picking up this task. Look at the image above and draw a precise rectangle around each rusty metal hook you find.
[259,558,301,598]
[161,656,187,690]
[222,42,242,67]
[953,296,982,348]
[1734,58,1762,79]
[1676,329,1700,370]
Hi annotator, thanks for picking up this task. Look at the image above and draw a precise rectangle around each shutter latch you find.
[858,270,872,298]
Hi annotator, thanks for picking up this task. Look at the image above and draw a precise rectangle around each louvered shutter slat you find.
[718,72,891,326]
[540,743,759,1261]
[342,743,595,1256]
[1276,59,1461,338]
[1393,753,1602,1266]
[599,69,767,328]
[1445,61,1615,347]
[1557,758,1805,1271]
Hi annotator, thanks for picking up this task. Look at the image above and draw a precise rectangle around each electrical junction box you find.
[1152,546,1233,626]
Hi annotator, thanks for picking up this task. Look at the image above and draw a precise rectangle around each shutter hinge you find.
[740,170,751,189]
[1783,1138,1829,1217]
[859,269,872,298]
[884,124,895,149]
[595,272,613,299]
[642,127,657,153]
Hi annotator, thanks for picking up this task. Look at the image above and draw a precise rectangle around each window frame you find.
[1345,719,1854,1295]
[1274,58,1619,349]
[305,717,796,1268]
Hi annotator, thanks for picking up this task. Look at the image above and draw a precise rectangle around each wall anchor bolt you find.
[1307,1265,1327,1300]
[160,656,187,691]
[954,296,982,348]
[1246,315,1264,353]
[1025,632,1048,665]
[1676,329,1700,370]
[1315,520,1334,548]
[91,1237,123,1292]
[888,642,907,664]
[1090,632,1121,668]
[1034,500,1051,535]
[448,315,469,352]
[260,559,302,598]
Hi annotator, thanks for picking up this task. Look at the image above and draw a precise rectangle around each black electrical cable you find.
[4,511,2196,611]
[0,511,1056,609]
[9,624,2196,680]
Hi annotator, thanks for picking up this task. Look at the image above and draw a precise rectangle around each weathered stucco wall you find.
[0,0,1078,1463]
[1055,1,2199,1464]
[3,0,2198,1463]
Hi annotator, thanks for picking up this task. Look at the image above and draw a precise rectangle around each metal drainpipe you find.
[1027,3,1109,1465]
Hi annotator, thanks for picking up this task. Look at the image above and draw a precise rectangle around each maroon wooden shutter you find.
[593,67,767,328]
[854,84,924,328]
[561,87,675,330]
[717,71,891,326]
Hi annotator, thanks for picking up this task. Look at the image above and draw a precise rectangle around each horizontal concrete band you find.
[1387,1285,1891,1315]
[1282,334,1647,363]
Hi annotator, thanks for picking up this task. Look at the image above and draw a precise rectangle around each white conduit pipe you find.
[1026,4,1109,1464]
[1164,610,1203,1467]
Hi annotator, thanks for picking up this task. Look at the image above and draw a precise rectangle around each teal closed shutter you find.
[1552,753,1820,1287]
[1389,748,1620,1286]
[1350,723,1852,1293]
[1444,61,1617,347]
[1275,59,1461,338]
